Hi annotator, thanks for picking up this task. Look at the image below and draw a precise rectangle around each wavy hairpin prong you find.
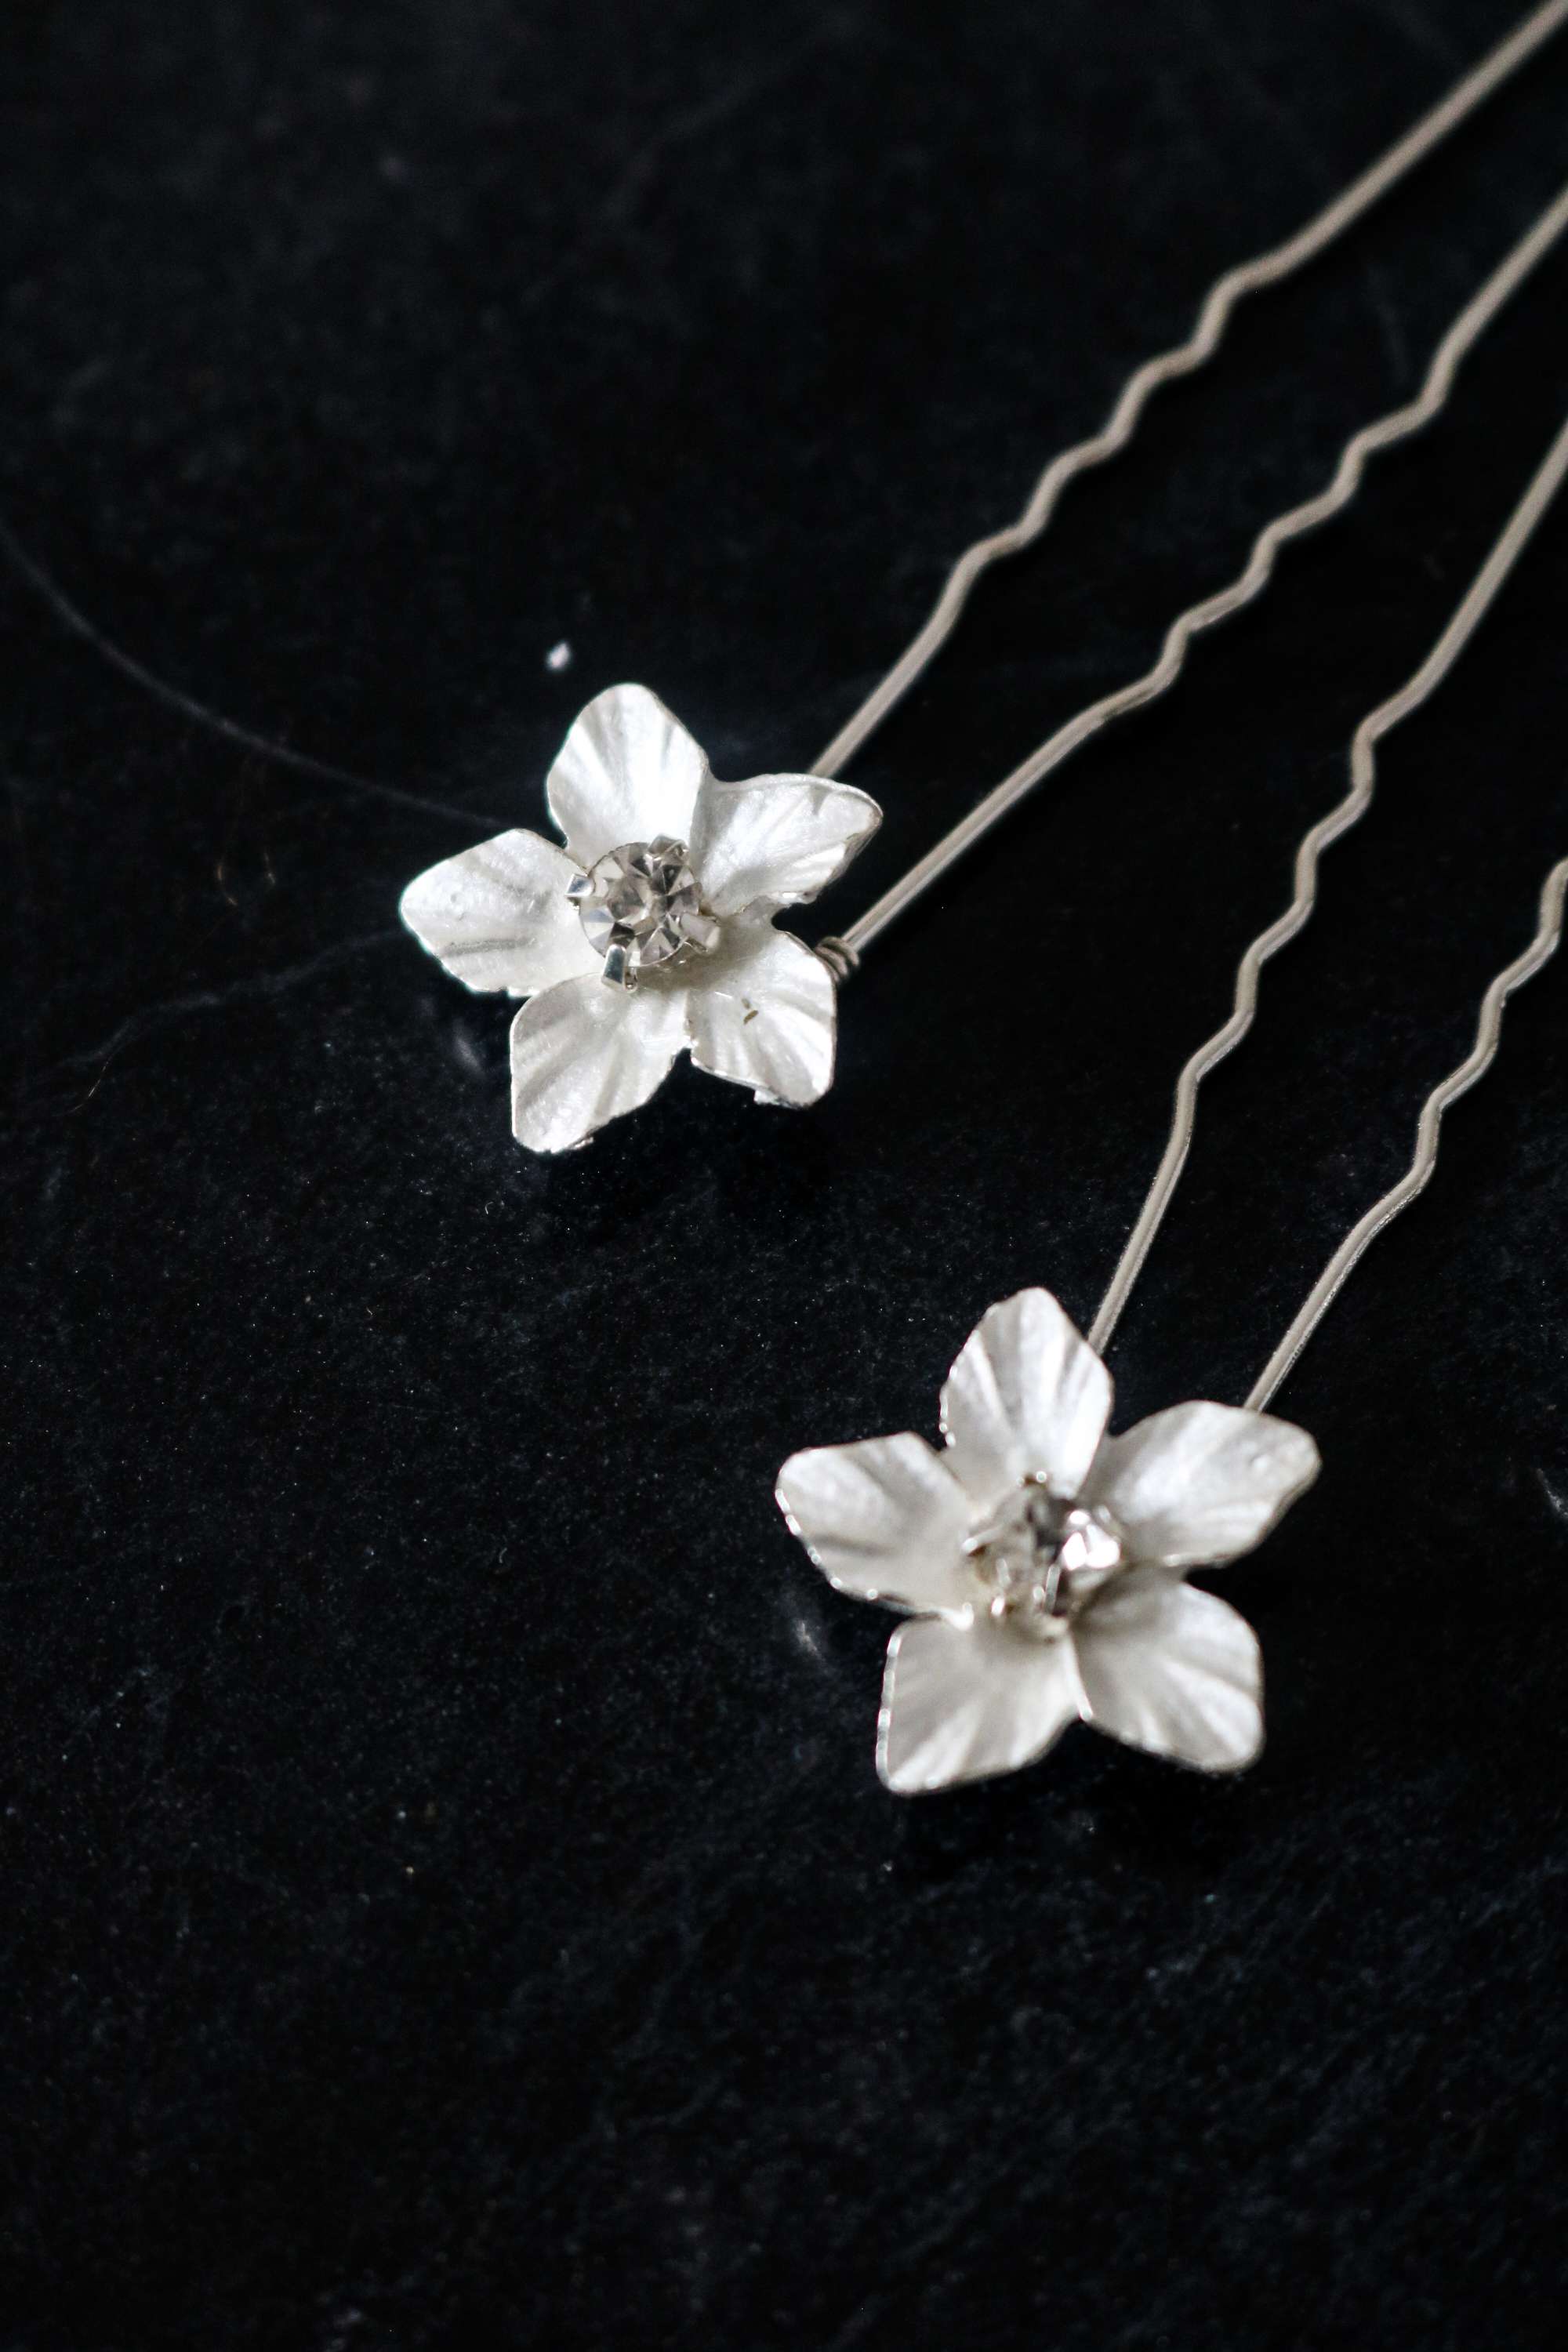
[1248,850,1568,1409]
[828,175,1568,964]
[811,0,1568,779]
[1091,400,1568,1356]
[778,402,1568,1791]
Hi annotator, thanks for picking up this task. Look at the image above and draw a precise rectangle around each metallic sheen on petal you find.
[688,775,883,915]
[545,684,709,871]
[940,1288,1112,1514]
[399,829,595,996]
[1083,1402,1319,1568]
[1074,1577,1263,1772]
[877,1614,1083,1794]
[685,922,837,1106]
[509,974,687,1152]
[776,1433,975,1617]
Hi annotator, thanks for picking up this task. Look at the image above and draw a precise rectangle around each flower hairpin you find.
[400,162,1567,1159]
[401,684,880,1152]
[777,1289,1319,1793]
[772,400,1568,1800]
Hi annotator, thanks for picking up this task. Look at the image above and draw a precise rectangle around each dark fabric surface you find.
[4,3,1568,2345]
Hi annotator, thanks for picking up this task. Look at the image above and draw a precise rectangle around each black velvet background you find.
[5,3,1568,2346]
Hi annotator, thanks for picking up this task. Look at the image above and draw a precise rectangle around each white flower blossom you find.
[778,1289,1319,1793]
[401,684,880,1152]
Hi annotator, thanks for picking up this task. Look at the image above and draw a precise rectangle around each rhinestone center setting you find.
[964,1477,1126,1640]
[568,837,720,991]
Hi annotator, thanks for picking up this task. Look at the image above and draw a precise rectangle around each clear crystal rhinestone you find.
[965,1480,1125,1639]
[572,838,708,975]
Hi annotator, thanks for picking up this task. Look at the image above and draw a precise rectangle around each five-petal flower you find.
[777,1288,1319,1793]
[400,684,880,1152]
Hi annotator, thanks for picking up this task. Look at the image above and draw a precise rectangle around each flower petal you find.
[399,829,595,996]
[401,828,597,993]
[1075,1577,1263,1772]
[688,775,881,915]
[509,973,687,1152]
[877,1614,1084,1794]
[684,920,837,1106]
[939,1289,1112,1514]
[776,1433,975,1617]
[1083,1403,1319,1568]
[545,684,710,869]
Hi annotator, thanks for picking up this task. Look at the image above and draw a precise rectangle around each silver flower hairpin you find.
[401,684,880,1152]
[400,146,1568,1154]
[778,1290,1319,1793]
[775,399,1568,1797]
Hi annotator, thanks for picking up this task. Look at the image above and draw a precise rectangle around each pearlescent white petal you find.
[939,1288,1112,1514]
[1083,1403,1319,1568]
[399,829,595,996]
[1075,1577,1263,1772]
[509,974,687,1153]
[684,921,837,1106]
[776,1433,975,1617]
[688,775,882,915]
[545,684,710,870]
[877,1614,1084,1794]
